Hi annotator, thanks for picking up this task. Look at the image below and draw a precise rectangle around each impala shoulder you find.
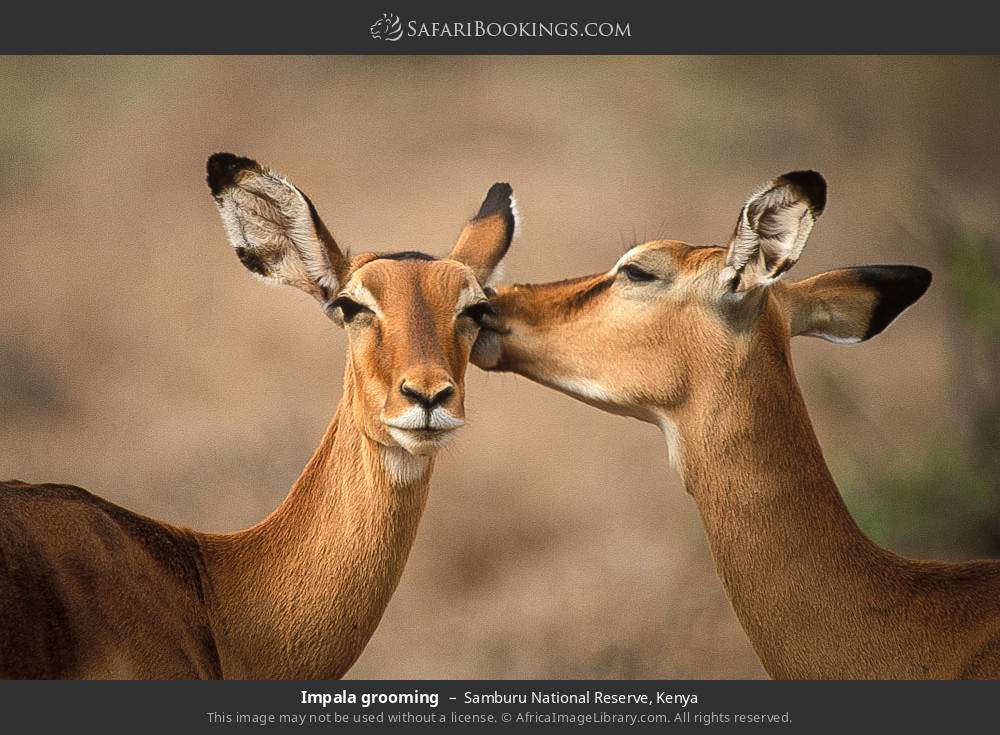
[1,480,200,569]
[1,479,103,511]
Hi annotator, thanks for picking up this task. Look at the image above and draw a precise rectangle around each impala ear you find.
[206,153,348,303]
[781,265,932,343]
[449,183,517,287]
[723,170,826,293]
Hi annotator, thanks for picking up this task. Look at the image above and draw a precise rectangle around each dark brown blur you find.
[3,57,999,678]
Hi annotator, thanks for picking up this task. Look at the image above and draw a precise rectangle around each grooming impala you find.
[0,154,515,678]
[474,171,1000,679]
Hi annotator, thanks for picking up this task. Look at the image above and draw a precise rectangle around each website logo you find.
[370,13,403,42]
[367,14,631,43]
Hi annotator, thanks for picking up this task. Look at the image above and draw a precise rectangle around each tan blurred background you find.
[2,57,999,678]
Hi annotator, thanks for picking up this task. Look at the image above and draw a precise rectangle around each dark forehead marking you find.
[511,273,599,290]
[372,250,438,262]
[563,276,613,311]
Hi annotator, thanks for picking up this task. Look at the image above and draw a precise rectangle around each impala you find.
[473,171,1000,679]
[0,153,516,679]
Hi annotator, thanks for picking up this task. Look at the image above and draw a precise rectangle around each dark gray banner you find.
[2,1,1000,52]
[0,680,995,733]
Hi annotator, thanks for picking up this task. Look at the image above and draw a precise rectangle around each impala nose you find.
[399,381,454,410]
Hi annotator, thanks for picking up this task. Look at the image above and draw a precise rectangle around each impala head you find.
[474,171,931,428]
[207,153,515,456]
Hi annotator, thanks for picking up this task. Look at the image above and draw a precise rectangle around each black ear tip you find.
[908,265,933,297]
[781,170,827,216]
[206,152,259,196]
[884,265,932,303]
[861,264,932,339]
[476,182,514,220]
[488,182,513,198]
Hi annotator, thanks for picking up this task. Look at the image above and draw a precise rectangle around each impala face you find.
[331,252,493,455]
[473,240,734,422]
[207,153,515,456]
[473,171,931,428]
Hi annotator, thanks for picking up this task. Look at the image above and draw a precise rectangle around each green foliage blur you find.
[844,234,1000,560]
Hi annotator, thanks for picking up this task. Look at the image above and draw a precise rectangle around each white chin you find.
[386,426,457,456]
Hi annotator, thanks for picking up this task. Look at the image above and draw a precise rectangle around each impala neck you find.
[673,330,893,678]
[200,369,432,679]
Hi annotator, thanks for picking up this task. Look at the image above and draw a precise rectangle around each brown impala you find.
[473,171,1000,679]
[0,154,515,679]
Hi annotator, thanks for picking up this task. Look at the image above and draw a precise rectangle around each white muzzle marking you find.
[384,405,465,431]
[383,406,465,456]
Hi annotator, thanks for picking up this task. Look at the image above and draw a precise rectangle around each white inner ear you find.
[724,183,815,291]
[216,170,339,296]
[284,187,340,294]
[751,190,813,272]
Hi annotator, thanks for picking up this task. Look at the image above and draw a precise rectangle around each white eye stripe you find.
[609,243,652,275]
[454,284,487,316]
[341,284,383,317]
[337,282,485,319]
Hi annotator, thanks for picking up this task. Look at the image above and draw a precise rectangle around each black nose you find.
[400,382,454,410]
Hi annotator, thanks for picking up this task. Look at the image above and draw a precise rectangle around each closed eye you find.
[331,295,374,322]
[460,301,497,324]
[620,264,656,283]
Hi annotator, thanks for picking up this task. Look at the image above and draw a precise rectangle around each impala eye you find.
[331,295,373,322]
[621,264,656,283]
[460,301,497,324]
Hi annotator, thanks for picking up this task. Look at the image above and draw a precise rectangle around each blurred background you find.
[2,57,999,678]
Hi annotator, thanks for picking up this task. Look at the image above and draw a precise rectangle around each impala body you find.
[0,154,515,678]
[473,171,1000,679]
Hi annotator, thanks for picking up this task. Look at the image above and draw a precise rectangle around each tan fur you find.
[0,160,513,679]
[476,190,1000,678]
[452,212,511,284]
[781,269,880,342]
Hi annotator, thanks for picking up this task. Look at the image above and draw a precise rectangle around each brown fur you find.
[1,481,219,678]
[474,182,999,678]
